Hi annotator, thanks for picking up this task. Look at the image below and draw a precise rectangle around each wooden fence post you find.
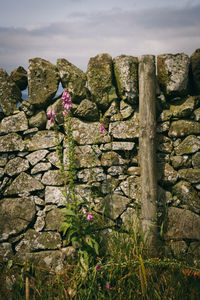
[139,55,158,255]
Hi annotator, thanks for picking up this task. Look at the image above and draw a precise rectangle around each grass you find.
[1,221,200,299]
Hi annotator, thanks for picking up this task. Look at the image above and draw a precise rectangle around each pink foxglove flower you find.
[86,213,93,222]
[105,283,112,290]
[86,237,89,242]
[47,109,56,124]
[82,208,87,215]
[96,265,101,271]
[100,124,105,134]
[62,88,72,114]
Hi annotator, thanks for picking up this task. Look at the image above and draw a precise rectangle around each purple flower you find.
[51,110,56,117]
[86,213,93,222]
[47,109,56,124]
[62,88,72,113]
[47,110,52,119]
[96,265,101,271]
[86,237,89,242]
[100,124,105,134]
[82,208,87,215]
[105,283,112,290]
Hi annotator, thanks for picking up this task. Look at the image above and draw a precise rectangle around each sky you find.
[0,0,199,74]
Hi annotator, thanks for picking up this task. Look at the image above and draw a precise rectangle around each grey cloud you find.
[0,5,199,73]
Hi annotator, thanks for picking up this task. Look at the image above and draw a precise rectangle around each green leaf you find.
[61,222,72,235]
[61,208,76,216]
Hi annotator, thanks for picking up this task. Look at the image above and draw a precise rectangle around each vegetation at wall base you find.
[1,227,200,300]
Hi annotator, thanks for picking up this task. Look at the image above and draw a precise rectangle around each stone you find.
[0,133,25,152]
[175,135,200,155]
[120,208,139,231]
[41,170,64,186]
[57,58,86,103]
[156,121,170,133]
[0,112,28,134]
[157,163,178,185]
[34,216,45,232]
[169,120,200,137]
[0,197,36,241]
[192,152,200,168]
[169,240,188,257]
[101,151,127,167]
[26,130,64,151]
[194,107,200,121]
[157,185,173,206]
[70,118,111,145]
[107,166,124,176]
[47,151,60,168]
[165,207,200,240]
[4,172,44,195]
[104,193,130,219]
[4,157,29,176]
[156,135,172,153]
[109,112,139,139]
[26,149,49,165]
[45,208,66,231]
[29,110,47,129]
[77,167,106,183]
[190,48,200,94]
[73,184,92,202]
[10,66,28,90]
[20,247,76,272]
[0,243,13,261]
[0,153,8,166]
[31,162,51,174]
[28,58,59,107]
[19,100,35,117]
[157,109,172,122]
[172,180,200,213]
[0,68,21,115]
[169,96,195,118]
[65,145,101,169]
[74,99,99,121]
[101,177,119,195]
[127,166,141,176]
[32,195,45,206]
[113,55,139,103]
[188,242,200,260]
[0,167,4,179]
[178,168,200,184]
[45,186,67,206]
[104,100,120,122]
[86,53,117,109]
[112,141,135,151]
[15,229,61,252]
[171,155,190,169]
[157,53,189,98]
[120,100,134,119]
[119,176,141,201]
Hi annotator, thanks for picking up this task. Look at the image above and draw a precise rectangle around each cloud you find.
[0,4,199,73]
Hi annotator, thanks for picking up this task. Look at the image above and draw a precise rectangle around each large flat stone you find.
[0,197,36,241]
[165,207,200,240]
[28,58,59,107]
[0,112,28,134]
[109,112,139,139]
[26,130,64,151]
[4,172,44,195]
[0,133,25,152]
[113,55,139,103]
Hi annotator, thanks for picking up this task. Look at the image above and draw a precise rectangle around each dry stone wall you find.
[0,49,200,270]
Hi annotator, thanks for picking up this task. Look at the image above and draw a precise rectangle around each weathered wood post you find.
[139,55,158,255]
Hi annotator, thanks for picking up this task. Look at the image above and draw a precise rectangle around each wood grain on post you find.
[139,55,158,255]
